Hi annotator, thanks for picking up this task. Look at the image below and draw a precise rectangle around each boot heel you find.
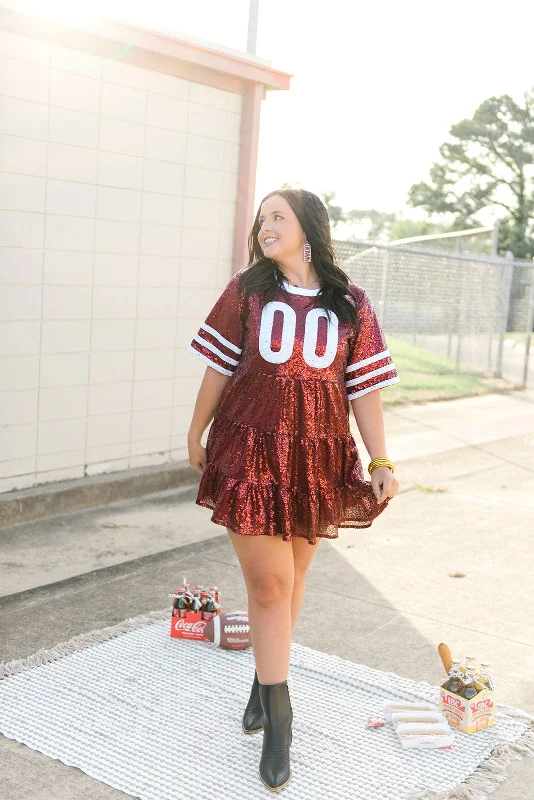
[242,668,263,734]
[258,680,293,791]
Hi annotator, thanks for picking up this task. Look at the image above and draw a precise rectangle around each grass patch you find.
[383,337,524,406]
[504,331,534,350]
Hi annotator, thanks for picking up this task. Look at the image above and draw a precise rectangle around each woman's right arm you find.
[187,366,231,474]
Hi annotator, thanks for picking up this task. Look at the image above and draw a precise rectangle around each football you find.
[203,610,252,649]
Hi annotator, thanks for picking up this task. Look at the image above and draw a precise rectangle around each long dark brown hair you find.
[236,188,360,330]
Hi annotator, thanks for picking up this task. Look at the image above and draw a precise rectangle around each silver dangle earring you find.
[303,240,311,262]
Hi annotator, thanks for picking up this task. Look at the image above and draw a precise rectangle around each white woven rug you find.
[1,609,533,800]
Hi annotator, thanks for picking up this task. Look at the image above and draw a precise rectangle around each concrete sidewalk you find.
[1,389,534,798]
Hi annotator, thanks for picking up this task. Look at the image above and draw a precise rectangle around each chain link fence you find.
[333,239,534,388]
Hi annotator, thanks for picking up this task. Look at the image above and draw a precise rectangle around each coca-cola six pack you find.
[168,577,222,641]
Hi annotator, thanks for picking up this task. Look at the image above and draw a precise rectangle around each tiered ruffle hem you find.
[196,412,390,546]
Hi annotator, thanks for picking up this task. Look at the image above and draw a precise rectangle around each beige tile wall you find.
[0,28,241,492]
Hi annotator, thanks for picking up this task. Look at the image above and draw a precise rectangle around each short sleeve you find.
[345,288,400,399]
[188,270,247,377]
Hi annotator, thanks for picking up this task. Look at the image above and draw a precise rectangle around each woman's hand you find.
[371,466,399,504]
[188,435,208,475]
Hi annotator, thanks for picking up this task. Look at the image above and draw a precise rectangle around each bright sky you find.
[13,0,534,228]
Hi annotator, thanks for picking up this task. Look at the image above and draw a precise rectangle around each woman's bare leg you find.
[227,529,294,685]
[290,536,322,631]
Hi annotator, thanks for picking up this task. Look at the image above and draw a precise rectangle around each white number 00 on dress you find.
[258,300,339,369]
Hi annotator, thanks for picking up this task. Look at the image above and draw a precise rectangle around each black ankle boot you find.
[258,680,293,791]
[242,668,263,734]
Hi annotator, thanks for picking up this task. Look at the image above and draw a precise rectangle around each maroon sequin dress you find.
[188,267,400,545]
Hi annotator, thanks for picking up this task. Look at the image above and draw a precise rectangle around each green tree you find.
[407,89,534,260]
[342,208,396,240]
[319,190,345,229]
[340,210,449,242]
[278,184,346,229]
[388,217,449,242]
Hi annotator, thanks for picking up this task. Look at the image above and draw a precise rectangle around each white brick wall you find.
[0,30,242,492]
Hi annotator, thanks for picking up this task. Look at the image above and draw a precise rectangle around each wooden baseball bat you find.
[438,643,452,674]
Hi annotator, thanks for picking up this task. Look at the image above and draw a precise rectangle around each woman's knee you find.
[227,527,294,604]
[248,572,293,608]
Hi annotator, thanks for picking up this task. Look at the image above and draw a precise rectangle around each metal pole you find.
[247,0,260,54]
[379,247,389,329]
[487,267,494,375]
[488,222,501,372]
[413,259,420,347]
[491,219,500,256]
[522,259,534,387]
[494,252,514,379]
[447,256,455,359]
[455,261,466,372]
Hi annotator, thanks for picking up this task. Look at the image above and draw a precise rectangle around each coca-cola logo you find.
[440,690,465,712]
[174,619,206,633]
[471,698,493,712]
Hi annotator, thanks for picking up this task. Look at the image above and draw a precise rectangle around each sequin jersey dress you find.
[188,267,400,545]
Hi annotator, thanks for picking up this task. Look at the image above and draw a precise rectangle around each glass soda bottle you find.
[178,580,188,600]
[464,654,475,672]
[176,589,184,613]
[465,656,487,691]
[189,589,203,613]
[209,585,219,604]
[177,591,192,618]
[478,661,495,692]
[441,658,464,693]
[202,593,218,621]
[194,584,209,610]
[459,663,481,699]
[168,583,186,613]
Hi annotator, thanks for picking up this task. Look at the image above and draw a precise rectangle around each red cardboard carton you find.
[170,608,222,641]
[169,584,222,641]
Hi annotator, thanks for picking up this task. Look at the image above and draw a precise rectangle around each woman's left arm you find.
[350,390,399,504]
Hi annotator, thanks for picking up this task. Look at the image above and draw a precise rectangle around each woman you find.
[187,188,400,791]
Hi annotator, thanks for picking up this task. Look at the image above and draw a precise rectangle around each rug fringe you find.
[0,606,170,680]
[420,722,534,800]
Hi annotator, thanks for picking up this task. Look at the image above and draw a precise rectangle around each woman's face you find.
[257,194,305,262]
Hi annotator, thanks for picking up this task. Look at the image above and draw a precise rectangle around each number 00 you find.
[258,300,339,369]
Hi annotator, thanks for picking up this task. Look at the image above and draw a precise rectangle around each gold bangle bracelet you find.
[368,458,395,476]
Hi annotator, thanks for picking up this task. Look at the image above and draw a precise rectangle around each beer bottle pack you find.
[168,578,222,641]
[439,655,495,733]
